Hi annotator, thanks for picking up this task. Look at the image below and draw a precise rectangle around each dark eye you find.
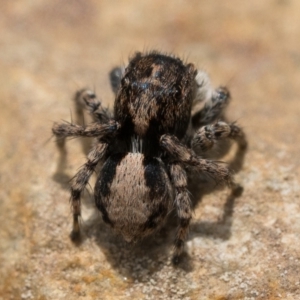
[217,87,230,101]
[154,70,162,78]
[141,82,150,90]
[144,67,153,77]
[173,88,181,99]
[218,91,226,101]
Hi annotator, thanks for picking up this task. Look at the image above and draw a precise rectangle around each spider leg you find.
[192,86,230,128]
[109,66,124,95]
[161,134,237,263]
[70,142,108,240]
[160,134,232,187]
[168,163,192,264]
[191,121,247,155]
[74,89,112,124]
[52,120,120,138]
[52,118,119,239]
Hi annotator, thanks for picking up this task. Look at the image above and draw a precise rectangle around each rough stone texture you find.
[1,1,300,299]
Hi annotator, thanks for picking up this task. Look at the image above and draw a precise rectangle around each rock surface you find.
[0,1,300,299]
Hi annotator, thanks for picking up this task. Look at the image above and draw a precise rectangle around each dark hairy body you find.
[52,51,247,263]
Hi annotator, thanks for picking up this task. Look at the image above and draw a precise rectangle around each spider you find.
[52,51,247,264]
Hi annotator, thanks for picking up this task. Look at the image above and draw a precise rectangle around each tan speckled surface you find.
[1,1,300,299]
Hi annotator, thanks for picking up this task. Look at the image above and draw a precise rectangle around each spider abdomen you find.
[94,152,174,242]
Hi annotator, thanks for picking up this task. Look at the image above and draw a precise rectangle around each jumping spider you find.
[52,51,247,264]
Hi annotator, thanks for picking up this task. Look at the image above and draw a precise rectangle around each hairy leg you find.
[191,121,247,155]
[74,89,112,123]
[169,163,192,264]
[52,119,118,185]
[160,134,232,187]
[191,86,230,128]
[70,142,108,240]
[52,120,119,139]
[109,67,124,95]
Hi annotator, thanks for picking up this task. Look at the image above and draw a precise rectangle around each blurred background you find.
[0,1,300,299]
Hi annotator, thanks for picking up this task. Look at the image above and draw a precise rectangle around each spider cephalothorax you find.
[52,51,247,263]
[115,52,196,140]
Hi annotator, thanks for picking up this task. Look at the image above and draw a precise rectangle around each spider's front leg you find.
[52,120,119,139]
[74,89,112,124]
[52,120,120,240]
[191,121,247,154]
[160,135,232,187]
[109,67,124,95]
[192,84,230,129]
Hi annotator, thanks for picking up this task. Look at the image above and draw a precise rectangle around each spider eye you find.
[216,87,230,101]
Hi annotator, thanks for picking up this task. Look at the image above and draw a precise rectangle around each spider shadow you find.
[52,172,71,190]
[52,138,94,190]
[53,139,247,280]
[187,139,247,242]
[77,170,243,279]
[188,176,242,242]
[83,204,179,278]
